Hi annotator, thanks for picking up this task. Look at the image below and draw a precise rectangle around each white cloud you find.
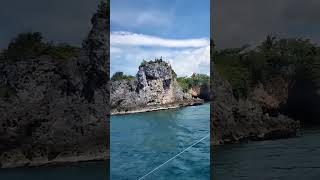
[111,31,209,48]
[111,32,210,77]
[168,46,210,76]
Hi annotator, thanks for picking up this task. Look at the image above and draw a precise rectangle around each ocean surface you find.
[213,128,320,180]
[110,103,210,180]
[0,161,109,180]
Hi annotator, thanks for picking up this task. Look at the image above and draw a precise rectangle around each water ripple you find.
[111,103,210,180]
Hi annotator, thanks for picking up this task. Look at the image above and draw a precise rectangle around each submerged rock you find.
[111,60,203,114]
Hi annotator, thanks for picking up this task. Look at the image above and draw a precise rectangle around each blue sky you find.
[110,0,210,77]
[0,0,100,48]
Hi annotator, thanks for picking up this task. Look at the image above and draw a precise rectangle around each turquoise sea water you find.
[110,103,210,180]
[213,128,320,180]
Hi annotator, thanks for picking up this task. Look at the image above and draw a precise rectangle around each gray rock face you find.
[188,85,210,101]
[0,2,109,168]
[211,71,300,145]
[111,61,203,114]
[82,1,109,102]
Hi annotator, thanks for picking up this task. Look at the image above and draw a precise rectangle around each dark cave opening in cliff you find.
[280,71,320,127]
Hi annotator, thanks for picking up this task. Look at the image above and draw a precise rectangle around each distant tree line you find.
[177,73,210,92]
[111,72,136,81]
[111,58,210,92]
[0,2,107,62]
[0,32,80,61]
[213,35,320,98]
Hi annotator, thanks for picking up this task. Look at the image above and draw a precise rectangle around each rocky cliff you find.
[111,60,203,114]
[188,85,210,101]
[210,47,300,144]
[0,2,109,168]
[211,72,300,145]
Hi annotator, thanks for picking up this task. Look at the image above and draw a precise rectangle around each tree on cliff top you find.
[140,57,164,66]
[97,1,108,19]
[5,32,46,60]
[3,32,80,61]
[111,72,135,81]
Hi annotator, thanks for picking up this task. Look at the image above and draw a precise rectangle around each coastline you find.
[1,100,204,168]
[0,151,109,169]
[110,100,210,179]
[111,99,204,115]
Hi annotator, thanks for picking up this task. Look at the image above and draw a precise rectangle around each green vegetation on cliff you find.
[140,57,164,66]
[177,73,210,92]
[112,58,210,94]
[96,1,108,19]
[111,72,136,81]
[0,84,14,99]
[1,32,80,61]
[213,35,320,98]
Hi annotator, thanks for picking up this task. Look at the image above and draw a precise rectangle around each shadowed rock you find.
[211,72,299,145]
[0,1,109,168]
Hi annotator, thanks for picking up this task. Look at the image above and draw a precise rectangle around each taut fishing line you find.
[138,134,210,180]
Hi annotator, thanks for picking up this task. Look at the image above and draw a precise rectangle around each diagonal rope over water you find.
[138,133,210,180]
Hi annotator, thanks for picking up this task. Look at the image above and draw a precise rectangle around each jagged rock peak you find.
[138,59,174,80]
[83,0,109,70]
[81,1,109,101]
[110,59,203,114]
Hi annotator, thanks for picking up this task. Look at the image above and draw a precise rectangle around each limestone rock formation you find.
[211,71,300,145]
[188,85,210,101]
[0,1,109,168]
[111,60,203,114]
